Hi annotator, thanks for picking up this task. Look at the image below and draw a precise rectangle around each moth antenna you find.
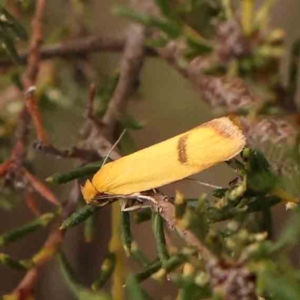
[185,177,222,189]
[89,128,126,202]
[101,128,127,168]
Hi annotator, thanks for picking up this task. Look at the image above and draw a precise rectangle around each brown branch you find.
[76,24,147,158]
[152,192,216,262]
[18,23,146,162]
[0,159,13,177]
[163,48,297,146]
[25,87,49,144]
[102,25,147,129]
[34,142,101,161]
[22,0,46,88]
[5,0,48,174]
[86,83,96,118]
[84,83,103,128]
[10,106,30,164]
[21,0,49,145]
[23,168,60,207]
[0,35,155,68]
[25,190,41,216]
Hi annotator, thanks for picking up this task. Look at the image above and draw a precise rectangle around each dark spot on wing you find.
[201,118,236,139]
[177,135,188,164]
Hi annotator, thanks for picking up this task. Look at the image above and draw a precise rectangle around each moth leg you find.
[132,193,158,204]
[124,203,153,211]
[138,204,152,209]
[121,201,143,211]
[120,201,127,211]
[121,205,141,212]
[90,199,111,207]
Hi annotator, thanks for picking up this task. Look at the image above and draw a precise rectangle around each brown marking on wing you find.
[202,118,242,139]
[177,135,188,164]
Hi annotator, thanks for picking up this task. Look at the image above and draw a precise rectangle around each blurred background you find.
[0,0,300,298]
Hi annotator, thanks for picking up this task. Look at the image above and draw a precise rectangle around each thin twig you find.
[76,26,147,160]
[7,0,48,173]
[86,83,96,119]
[10,107,30,165]
[102,25,146,129]
[0,35,155,68]
[33,142,101,161]
[21,0,48,144]
[152,193,216,262]
[25,190,41,216]
[25,87,49,144]
[22,0,46,88]
[84,83,103,128]
[23,168,60,207]
[0,160,13,177]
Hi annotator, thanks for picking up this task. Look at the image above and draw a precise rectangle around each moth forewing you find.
[82,117,246,205]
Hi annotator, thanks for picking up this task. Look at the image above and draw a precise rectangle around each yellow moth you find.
[82,117,246,205]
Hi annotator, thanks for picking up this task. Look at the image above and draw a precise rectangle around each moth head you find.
[81,179,98,204]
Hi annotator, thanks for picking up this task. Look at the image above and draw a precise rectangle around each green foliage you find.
[0,213,55,246]
[153,0,172,18]
[243,148,278,194]
[257,262,300,300]
[92,253,116,291]
[134,259,161,282]
[152,213,170,263]
[173,272,211,300]
[114,5,182,38]
[126,275,148,300]
[0,253,32,270]
[0,5,27,62]
[58,252,110,300]
[96,74,120,118]
[121,211,132,256]
[60,204,98,230]
[47,162,103,184]
[184,36,212,59]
